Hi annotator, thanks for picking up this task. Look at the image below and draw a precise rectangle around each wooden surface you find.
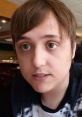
[0,0,17,18]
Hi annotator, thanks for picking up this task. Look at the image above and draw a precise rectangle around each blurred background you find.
[0,0,82,88]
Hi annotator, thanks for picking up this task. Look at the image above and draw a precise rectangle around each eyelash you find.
[47,41,58,50]
[21,43,32,51]
[18,41,59,52]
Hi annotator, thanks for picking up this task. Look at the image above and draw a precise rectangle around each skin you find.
[15,11,76,109]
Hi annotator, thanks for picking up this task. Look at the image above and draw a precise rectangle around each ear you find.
[14,51,19,64]
[72,42,76,59]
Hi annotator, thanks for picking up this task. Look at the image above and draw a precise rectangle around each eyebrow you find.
[15,36,30,43]
[16,34,61,43]
[41,34,61,40]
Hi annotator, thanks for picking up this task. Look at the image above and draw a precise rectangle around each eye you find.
[21,43,31,51]
[47,41,58,50]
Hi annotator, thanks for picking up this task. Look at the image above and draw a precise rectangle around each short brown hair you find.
[11,0,77,46]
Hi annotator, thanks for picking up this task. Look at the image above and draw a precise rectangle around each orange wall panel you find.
[0,0,17,18]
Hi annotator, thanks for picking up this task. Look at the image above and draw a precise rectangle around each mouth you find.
[32,73,51,80]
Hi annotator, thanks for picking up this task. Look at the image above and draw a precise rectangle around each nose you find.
[33,46,47,68]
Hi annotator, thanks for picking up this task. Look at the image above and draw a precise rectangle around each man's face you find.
[15,12,76,93]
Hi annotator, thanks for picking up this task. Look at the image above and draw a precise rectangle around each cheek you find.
[16,53,32,73]
[49,58,71,82]
[48,49,72,77]
[19,59,31,72]
[18,60,32,83]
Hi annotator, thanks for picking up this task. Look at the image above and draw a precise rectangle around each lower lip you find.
[32,74,51,80]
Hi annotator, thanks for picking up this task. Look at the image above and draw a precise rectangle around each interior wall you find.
[0,0,17,18]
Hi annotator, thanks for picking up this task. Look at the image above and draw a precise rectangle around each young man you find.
[1,0,82,116]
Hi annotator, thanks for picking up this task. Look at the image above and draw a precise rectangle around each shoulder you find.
[13,72,40,104]
[11,71,40,116]
[70,63,82,81]
[0,71,40,116]
[12,71,39,98]
[70,63,82,115]
[0,82,13,116]
[70,63,82,100]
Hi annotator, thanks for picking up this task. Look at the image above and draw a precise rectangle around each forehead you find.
[21,12,61,40]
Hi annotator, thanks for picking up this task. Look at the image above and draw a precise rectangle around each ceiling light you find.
[1,19,7,23]
[5,38,12,42]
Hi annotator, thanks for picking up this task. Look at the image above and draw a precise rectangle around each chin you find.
[32,85,52,93]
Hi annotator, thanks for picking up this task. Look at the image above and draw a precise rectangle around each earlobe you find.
[15,53,19,64]
[72,42,76,59]
[16,59,19,64]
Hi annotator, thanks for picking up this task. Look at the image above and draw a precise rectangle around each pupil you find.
[49,43,54,48]
[23,44,29,49]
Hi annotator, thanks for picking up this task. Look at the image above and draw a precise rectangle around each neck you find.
[41,76,69,110]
